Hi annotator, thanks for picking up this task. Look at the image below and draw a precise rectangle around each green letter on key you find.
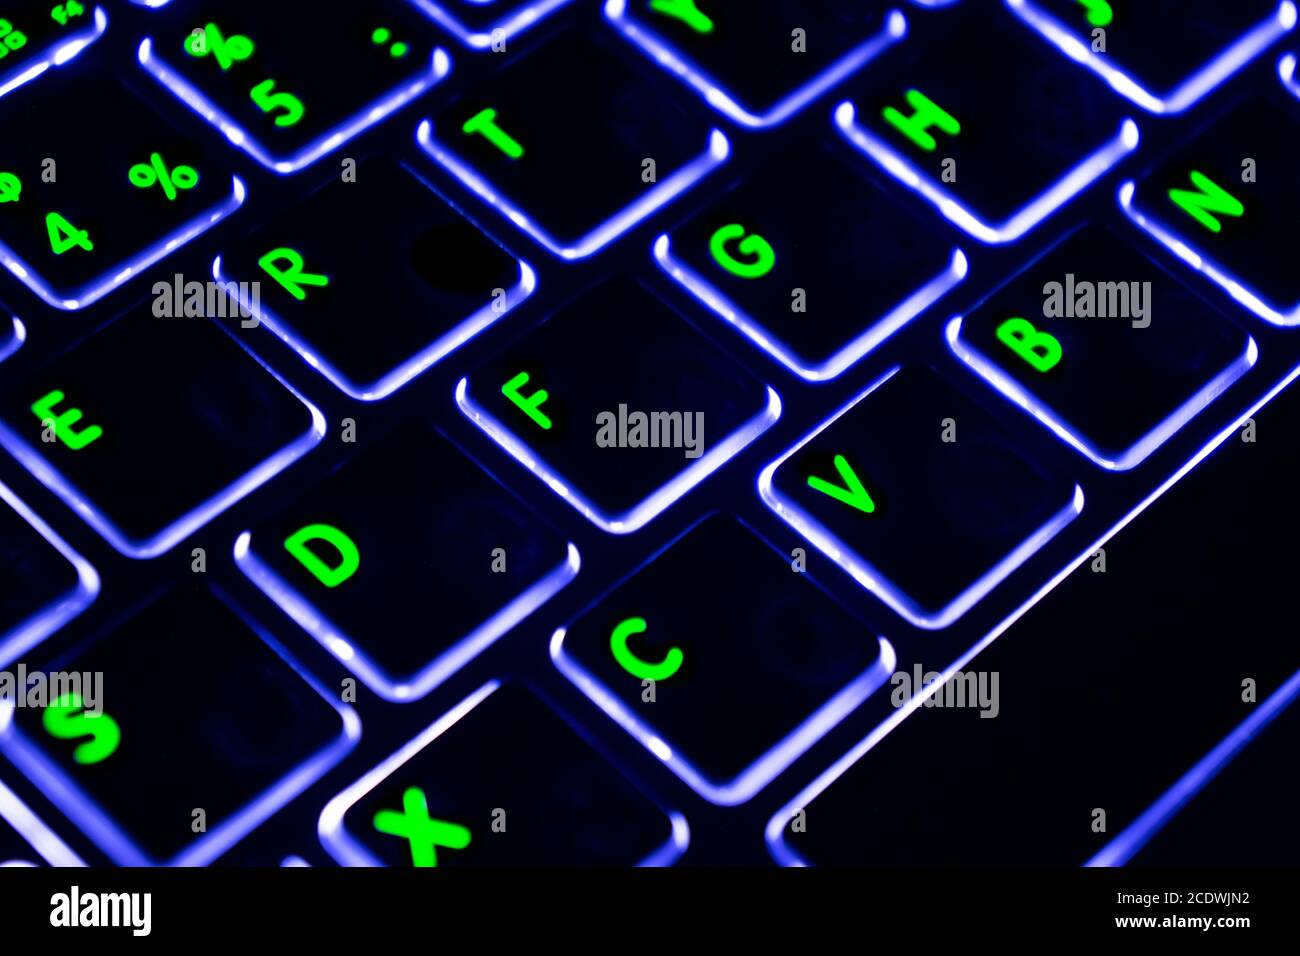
[1074,0,1113,28]
[373,787,471,867]
[463,108,525,160]
[502,371,552,430]
[648,0,714,34]
[997,317,1062,373]
[259,247,330,301]
[284,523,360,588]
[31,389,102,450]
[882,89,960,152]
[1168,170,1244,235]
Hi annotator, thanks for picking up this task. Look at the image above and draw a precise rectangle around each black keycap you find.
[236,427,578,702]
[319,681,685,866]
[605,0,905,128]
[0,586,358,866]
[553,515,893,805]
[948,225,1255,470]
[411,0,574,50]
[0,72,242,310]
[1122,93,1300,327]
[766,385,1300,866]
[0,313,323,558]
[139,0,449,174]
[459,278,780,533]
[216,159,533,401]
[0,480,97,667]
[1007,0,1293,115]
[418,29,728,260]
[0,776,83,866]
[657,143,966,381]
[835,7,1137,243]
[0,2,106,101]
[760,366,1081,629]
[1121,672,1300,866]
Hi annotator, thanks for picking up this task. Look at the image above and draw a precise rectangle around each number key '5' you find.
[251,78,304,127]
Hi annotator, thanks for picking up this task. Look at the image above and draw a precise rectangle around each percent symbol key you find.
[129,153,199,201]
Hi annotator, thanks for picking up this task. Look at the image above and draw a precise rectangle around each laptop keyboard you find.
[1,0,1298,867]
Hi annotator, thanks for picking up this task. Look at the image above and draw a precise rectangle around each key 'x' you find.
[372,787,472,867]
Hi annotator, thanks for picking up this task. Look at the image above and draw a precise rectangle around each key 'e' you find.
[30,389,103,450]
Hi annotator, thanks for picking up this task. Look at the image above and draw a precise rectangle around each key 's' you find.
[0,586,357,865]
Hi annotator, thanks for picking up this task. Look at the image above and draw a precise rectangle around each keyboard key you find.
[835,9,1138,243]
[1114,669,1300,866]
[418,30,729,260]
[236,428,579,702]
[411,0,575,50]
[0,586,359,866]
[0,2,106,101]
[0,479,97,666]
[0,776,83,866]
[1007,0,1295,115]
[947,225,1256,470]
[215,159,534,401]
[0,313,324,558]
[0,314,20,364]
[656,144,967,381]
[1121,94,1300,327]
[552,515,894,805]
[319,681,686,866]
[458,279,781,533]
[138,0,450,174]
[766,398,1300,866]
[604,0,905,128]
[0,74,243,310]
[760,366,1081,629]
